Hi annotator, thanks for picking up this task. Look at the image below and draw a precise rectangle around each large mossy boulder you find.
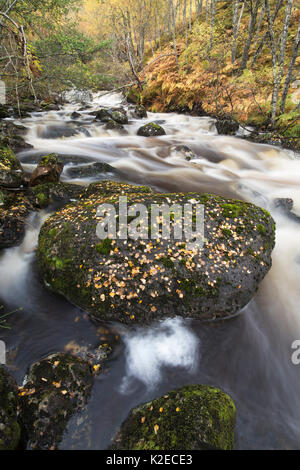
[0,146,25,188]
[37,181,275,325]
[0,121,32,153]
[0,367,20,450]
[19,353,93,450]
[110,385,236,450]
[137,122,166,137]
[29,153,64,187]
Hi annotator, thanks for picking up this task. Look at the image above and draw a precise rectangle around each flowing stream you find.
[1,91,300,449]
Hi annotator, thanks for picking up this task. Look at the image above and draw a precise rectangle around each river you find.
[0,91,300,449]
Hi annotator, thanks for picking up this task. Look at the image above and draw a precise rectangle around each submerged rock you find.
[19,353,94,450]
[215,119,239,136]
[110,385,236,450]
[37,182,275,325]
[0,367,20,450]
[0,146,25,188]
[171,145,198,161]
[137,122,166,137]
[66,162,123,180]
[30,153,64,186]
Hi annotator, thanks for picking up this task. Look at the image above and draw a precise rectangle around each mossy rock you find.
[94,108,128,125]
[0,190,33,248]
[0,367,20,450]
[110,385,236,450]
[137,122,166,137]
[37,184,275,325]
[132,105,147,119]
[103,119,125,131]
[32,182,86,208]
[19,353,94,450]
[30,154,64,186]
[0,146,25,188]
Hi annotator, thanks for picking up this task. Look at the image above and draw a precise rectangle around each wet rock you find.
[0,121,32,153]
[0,367,20,450]
[0,190,32,248]
[66,162,123,180]
[110,384,236,450]
[70,111,81,119]
[94,107,128,125]
[137,122,166,137]
[172,145,198,161]
[273,198,300,221]
[0,146,25,188]
[31,182,85,209]
[30,154,64,186]
[215,119,239,136]
[19,353,94,450]
[39,125,81,139]
[132,105,147,119]
[103,119,125,132]
[37,182,275,325]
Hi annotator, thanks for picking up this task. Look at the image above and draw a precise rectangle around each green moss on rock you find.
[0,367,20,450]
[19,353,93,450]
[36,183,275,325]
[110,385,236,450]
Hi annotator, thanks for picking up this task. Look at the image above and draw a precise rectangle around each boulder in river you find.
[0,367,20,450]
[66,162,123,180]
[137,122,166,137]
[103,119,125,131]
[132,105,147,119]
[110,385,236,450]
[19,353,94,450]
[37,182,275,325]
[215,119,239,136]
[0,121,32,153]
[0,146,25,188]
[94,107,128,125]
[30,153,64,186]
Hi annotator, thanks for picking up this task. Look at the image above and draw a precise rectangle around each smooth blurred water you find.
[1,91,300,449]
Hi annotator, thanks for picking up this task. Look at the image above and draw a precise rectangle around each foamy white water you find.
[120,317,200,393]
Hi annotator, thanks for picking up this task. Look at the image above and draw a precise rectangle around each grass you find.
[0,306,23,329]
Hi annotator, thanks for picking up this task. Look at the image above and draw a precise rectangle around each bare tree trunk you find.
[189,0,192,31]
[169,0,179,70]
[251,0,283,67]
[240,0,261,71]
[280,20,300,112]
[208,0,216,52]
[270,0,294,123]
